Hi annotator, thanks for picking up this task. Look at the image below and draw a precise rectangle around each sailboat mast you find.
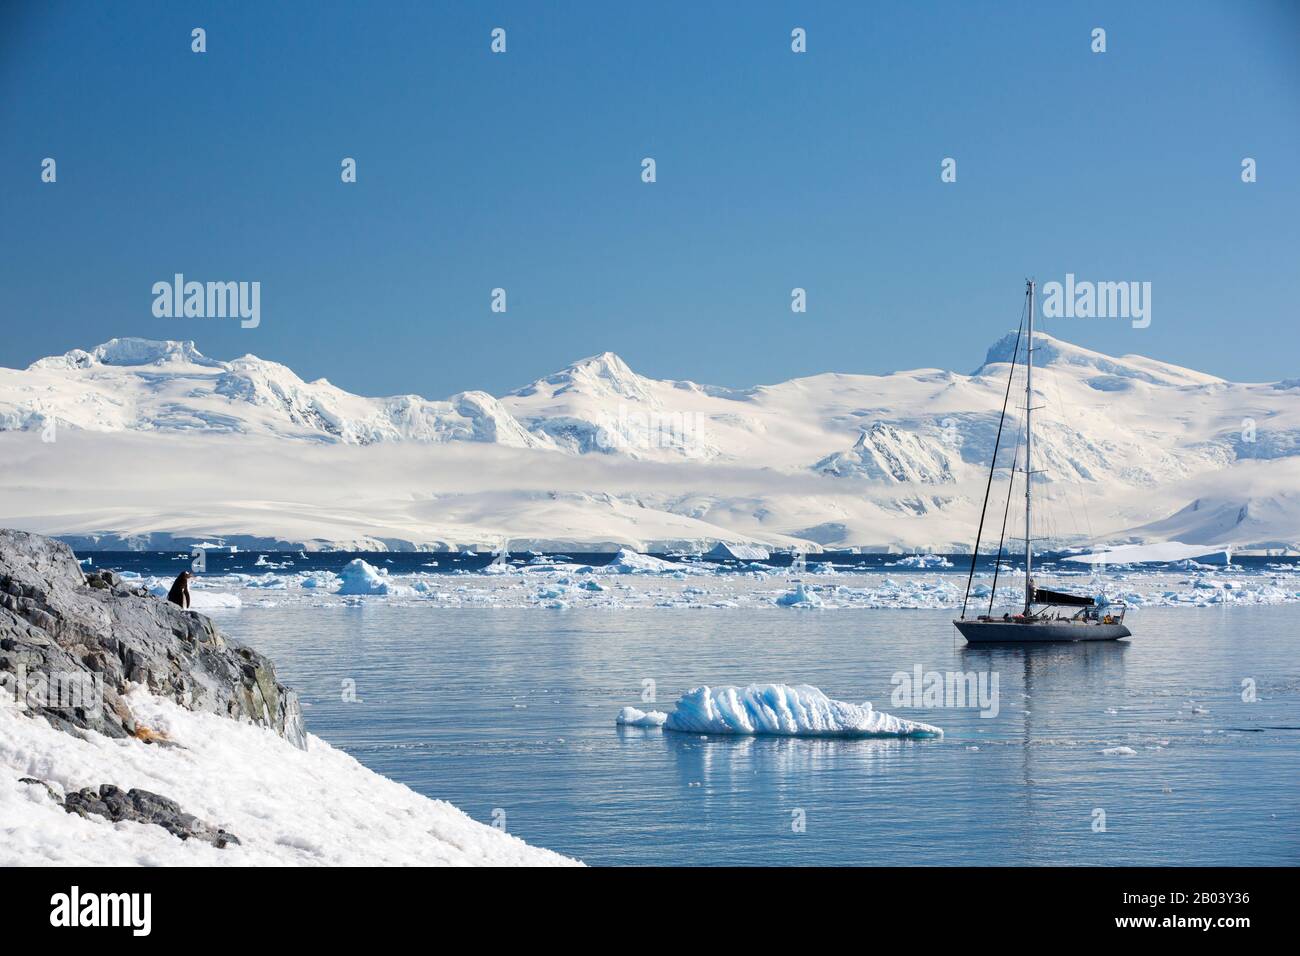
[1024,278,1035,613]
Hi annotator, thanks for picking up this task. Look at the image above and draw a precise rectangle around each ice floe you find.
[775,583,822,607]
[615,706,668,727]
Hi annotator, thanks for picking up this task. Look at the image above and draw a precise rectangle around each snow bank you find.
[660,684,942,738]
[0,690,577,866]
[615,706,667,728]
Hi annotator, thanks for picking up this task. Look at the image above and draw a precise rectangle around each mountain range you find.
[1,334,1296,552]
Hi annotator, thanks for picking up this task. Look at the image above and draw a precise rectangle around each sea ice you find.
[659,684,942,738]
[188,591,242,610]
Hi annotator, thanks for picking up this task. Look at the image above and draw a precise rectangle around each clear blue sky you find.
[2,1,1297,396]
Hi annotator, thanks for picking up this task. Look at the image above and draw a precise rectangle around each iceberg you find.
[600,548,680,574]
[1063,542,1232,566]
[775,583,822,607]
[335,558,409,596]
[891,554,954,568]
[659,684,942,738]
[616,706,668,727]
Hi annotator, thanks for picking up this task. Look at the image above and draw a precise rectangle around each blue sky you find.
[2,1,1297,396]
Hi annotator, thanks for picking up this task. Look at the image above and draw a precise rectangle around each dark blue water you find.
[219,602,1300,866]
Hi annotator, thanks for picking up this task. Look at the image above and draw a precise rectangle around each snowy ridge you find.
[3,337,550,449]
[815,423,958,483]
[2,332,1299,550]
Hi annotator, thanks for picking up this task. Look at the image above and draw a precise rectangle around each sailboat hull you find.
[953,619,1130,643]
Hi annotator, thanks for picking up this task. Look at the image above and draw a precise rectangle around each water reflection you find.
[657,730,916,786]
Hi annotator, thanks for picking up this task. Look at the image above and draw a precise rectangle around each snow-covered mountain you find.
[4,338,552,449]
[0,334,1296,551]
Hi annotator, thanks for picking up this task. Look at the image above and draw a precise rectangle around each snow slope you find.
[1,332,1297,551]
[0,690,578,866]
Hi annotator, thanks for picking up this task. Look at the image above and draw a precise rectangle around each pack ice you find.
[657,684,942,738]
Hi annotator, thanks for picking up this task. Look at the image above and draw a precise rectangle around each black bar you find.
[7,866,1284,941]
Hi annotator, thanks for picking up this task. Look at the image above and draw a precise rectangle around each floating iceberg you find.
[704,542,770,561]
[1063,542,1232,566]
[335,558,409,596]
[616,706,668,727]
[659,684,942,738]
[600,548,680,574]
[891,554,954,568]
[775,583,822,607]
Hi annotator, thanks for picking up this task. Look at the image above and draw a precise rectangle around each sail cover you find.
[1033,587,1094,607]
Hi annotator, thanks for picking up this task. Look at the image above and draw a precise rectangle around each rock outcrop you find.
[0,529,305,748]
[62,784,242,848]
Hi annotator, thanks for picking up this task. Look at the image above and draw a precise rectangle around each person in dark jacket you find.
[166,570,193,608]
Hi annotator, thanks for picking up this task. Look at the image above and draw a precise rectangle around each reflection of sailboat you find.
[959,638,1129,862]
[954,281,1130,643]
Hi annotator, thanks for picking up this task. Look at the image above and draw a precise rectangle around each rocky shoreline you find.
[1,529,303,850]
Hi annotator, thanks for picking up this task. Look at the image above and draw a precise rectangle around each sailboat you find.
[953,280,1131,643]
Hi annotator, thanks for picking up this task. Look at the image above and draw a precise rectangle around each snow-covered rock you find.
[815,423,957,483]
[0,529,573,866]
[1,690,577,865]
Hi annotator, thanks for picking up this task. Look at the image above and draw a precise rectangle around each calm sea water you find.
[222,603,1300,866]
